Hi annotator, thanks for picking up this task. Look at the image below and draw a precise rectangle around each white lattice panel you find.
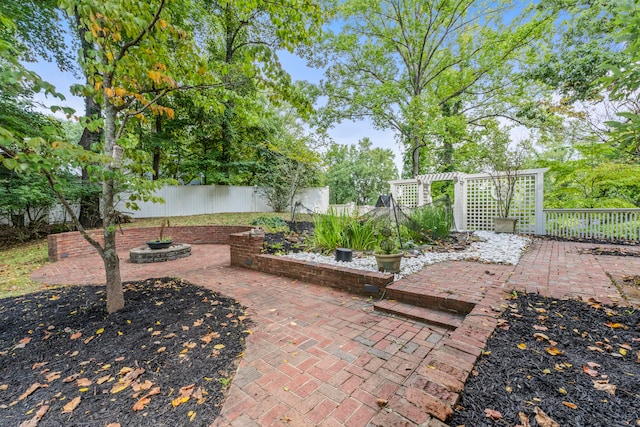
[394,182,419,207]
[465,175,537,233]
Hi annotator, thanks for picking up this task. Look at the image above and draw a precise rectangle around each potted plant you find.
[374,226,403,273]
[147,219,173,249]
[483,139,528,233]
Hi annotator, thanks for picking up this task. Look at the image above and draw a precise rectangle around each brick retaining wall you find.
[230,231,394,297]
[48,225,252,262]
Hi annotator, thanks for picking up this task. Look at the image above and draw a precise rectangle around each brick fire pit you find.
[129,243,191,264]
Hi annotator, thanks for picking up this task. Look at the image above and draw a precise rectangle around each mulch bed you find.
[0,278,249,427]
[578,247,640,257]
[449,293,640,427]
[542,235,640,247]
[262,221,314,255]
[620,276,640,288]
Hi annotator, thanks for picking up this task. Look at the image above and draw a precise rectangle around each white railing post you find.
[535,169,546,235]
[454,175,466,231]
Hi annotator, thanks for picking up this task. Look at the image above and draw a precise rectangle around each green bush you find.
[250,215,289,232]
[404,205,452,243]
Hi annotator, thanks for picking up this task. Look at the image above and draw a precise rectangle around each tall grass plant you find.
[312,209,380,252]
[404,205,452,243]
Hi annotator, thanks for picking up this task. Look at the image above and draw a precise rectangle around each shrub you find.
[250,215,289,232]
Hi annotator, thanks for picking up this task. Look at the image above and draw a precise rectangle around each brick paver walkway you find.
[30,238,640,426]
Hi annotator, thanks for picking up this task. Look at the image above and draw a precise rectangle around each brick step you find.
[385,287,475,315]
[374,300,465,330]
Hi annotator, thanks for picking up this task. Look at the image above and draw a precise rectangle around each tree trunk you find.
[75,11,103,229]
[411,135,421,178]
[152,115,162,180]
[101,80,125,314]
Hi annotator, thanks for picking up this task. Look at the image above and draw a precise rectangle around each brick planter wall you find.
[230,231,394,297]
[48,225,252,262]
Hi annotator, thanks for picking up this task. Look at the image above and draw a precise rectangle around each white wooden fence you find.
[117,185,329,218]
[1,185,329,224]
[544,209,640,241]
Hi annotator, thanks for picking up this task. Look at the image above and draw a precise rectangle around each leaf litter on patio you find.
[0,277,250,426]
[450,293,640,427]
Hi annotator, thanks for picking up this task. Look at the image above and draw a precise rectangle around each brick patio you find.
[30,238,640,426]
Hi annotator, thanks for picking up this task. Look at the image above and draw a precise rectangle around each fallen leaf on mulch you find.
[450,293,640,427]
[534,406,560,427]
[583,365,599,377]
[1,278,250,426]
[517,411,531,427]
[545,346,562,356]
[15,383,47,404]
[61,396,81,414]
[484,408,502,419]
[18,404,49,427]
[132,386,160,411]
[593,380,617,395]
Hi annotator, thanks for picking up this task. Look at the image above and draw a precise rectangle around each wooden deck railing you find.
[544,209,640,241]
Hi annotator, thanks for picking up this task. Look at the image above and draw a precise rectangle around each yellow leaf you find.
[214,344,225,350]
[172,396,189,408]
[79,387,89,392]
[604,322,628,329]
[517,343,527,350]
[559,387,567,395]
[96,328,104,335]
[545,347,562,356]
[619,348,627,356]
[157,347,166,354]
[110,383,128,394]
[188,410,196,422]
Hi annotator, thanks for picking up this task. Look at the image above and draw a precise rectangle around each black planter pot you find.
[147,240,173,250]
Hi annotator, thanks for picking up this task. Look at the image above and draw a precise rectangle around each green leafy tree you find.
[602,3,640,161]
[324,138,398,205]
[257,111,321,214]
[317,0,553,177]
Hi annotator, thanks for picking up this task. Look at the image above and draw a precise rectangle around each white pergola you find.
[389,168,548,234]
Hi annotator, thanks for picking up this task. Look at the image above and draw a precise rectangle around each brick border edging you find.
[369,287,507,425]
[47,225,252,262]
[229,231,394,297]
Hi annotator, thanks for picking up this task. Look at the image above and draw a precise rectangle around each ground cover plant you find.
[0,239,51,298]
[0,277,249,427]
[450,293,640,427]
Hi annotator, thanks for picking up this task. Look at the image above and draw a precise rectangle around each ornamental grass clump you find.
[312,209,379,252]
[405,205,452,243]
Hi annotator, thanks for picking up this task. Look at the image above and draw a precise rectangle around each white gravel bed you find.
[283,231,531,280]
